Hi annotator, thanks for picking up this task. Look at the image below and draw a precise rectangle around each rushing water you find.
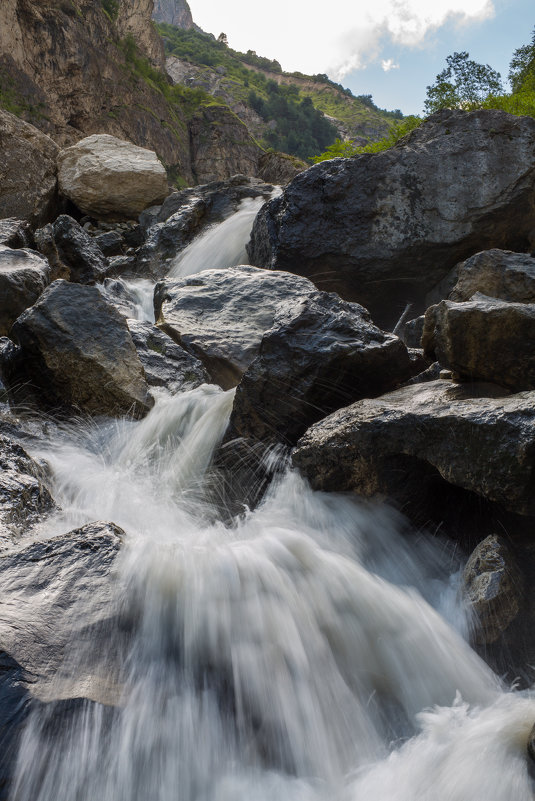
[7,197,535,800]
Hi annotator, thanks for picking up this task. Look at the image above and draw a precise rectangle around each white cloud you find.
[381,58,400,71]
[187,0,495,79]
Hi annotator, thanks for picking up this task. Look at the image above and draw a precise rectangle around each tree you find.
[424,51,503,114]
[508,28,535,93]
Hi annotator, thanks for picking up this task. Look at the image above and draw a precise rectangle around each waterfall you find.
[7,200,535,801]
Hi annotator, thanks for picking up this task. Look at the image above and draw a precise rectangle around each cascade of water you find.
[7,201,535,801]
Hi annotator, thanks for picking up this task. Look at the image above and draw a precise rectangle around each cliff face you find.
[0,0,192,180]
[152,0,194,29]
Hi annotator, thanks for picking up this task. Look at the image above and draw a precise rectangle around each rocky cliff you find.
[152,0,194,29]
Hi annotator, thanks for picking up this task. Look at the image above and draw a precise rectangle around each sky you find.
[186,0,534,115]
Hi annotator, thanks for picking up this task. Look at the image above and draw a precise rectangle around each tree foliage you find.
[424,51,503,114]
[311,116,422,163]
[508,27,535,93]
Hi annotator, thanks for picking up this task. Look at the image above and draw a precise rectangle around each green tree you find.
[424,51,503,114]
[508,27,535,93]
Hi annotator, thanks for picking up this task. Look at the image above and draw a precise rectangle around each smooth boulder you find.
[293,380,535,517]
[449,249,535,303]
[155,266,317,389]
[0,245,49,336]
[57,134,168,219]
[422,294,535,391]
[248,109,535,327]
[9,280,153,418]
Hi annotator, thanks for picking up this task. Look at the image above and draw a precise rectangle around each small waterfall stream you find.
[8,196,535,800]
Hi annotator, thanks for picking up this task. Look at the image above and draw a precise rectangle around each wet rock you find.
[0,109,59,225]
[0,245,50,337]
[422,294,535,391]
[293,379,535,517]
[225,291,412,447]
[449,249,535,303]
[34,216,109,285]
[0,433,55,547]
[0,219,32,249]
[248,109,535,328]
[9,280,153,418]
[155,266,317,389]
[462,534,524,644]
[127,320,209,393]
[136,176,274,279]
[0,522,124,704]
[58,134,169,220]
[93,230,125,257]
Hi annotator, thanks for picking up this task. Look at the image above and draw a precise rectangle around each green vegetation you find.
[101,0,119,22]
[247,82,336,160]
[0,67,48,122]
[311,116,422,163]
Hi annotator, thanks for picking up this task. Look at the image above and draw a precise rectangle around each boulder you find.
[449,249,535,303]
[34,215,109,284]
[399,315,425,348]
[256,151,307,185]
[0,219,32,249]
[0,433,55,548]
[9,280,153,418]
[93,230,125,257]
[57,135,169,220]
[292,379,535,517]
[127,320,209,393]
[225,291,412,447]
[0,110,59,225]
[154,266,317,389]
[0,522,123,703]
[136,176,274,279]
[422,294,535,391]
[462,534,524,645]
[0,245,49,336]
[248,109,535,328]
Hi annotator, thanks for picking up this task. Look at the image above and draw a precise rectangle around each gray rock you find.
[449,249,535,303]
[248,109,535,328]
[0,110,59,225]
[0,219,32,249]
[58,134,169,220]
[9,280,153,418]
[93,230,125,257]
[34,215,109,284]
[422,294,535,391]
[155,266,317,389]
[0,433,55,547]
[462,534,524,644]
[0,245,50,336]
[127,320,209,393]
[0,522,123,703]
[399,315,425,348]
[292,379,535,516]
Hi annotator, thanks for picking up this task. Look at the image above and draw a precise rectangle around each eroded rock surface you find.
[422,294,535,391]
[9,280,153,418]
[34,216,108,284]
[449,249,535,303]
[293,380,535,516]
[248,109,535,327]
[0,246,49,336]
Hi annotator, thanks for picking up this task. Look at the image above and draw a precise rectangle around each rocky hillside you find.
[159,24,399,156]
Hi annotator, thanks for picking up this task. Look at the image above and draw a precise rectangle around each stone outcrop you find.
[153,0,194,29]
[248,109,535,327]
[58,135,169,220]
[127,319,209,392]
[422,294,535,391]
[449,249,535,303]
[116,0,165,68]
[8,280,153,418]
[0,245,49,336]
[462,534,524,645]
[293,380,535,517]
[256,151,306,185]
[189,106,263,185]
[0,110,59,225]
[0,219,32,249]
[155,266,318,389]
